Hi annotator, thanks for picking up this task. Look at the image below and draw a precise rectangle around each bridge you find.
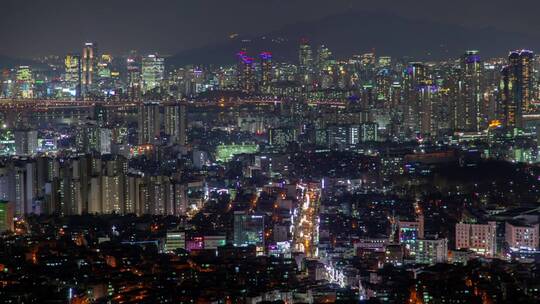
[0,97,347,112]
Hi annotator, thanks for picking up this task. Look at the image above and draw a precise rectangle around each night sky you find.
[0,0,537,58]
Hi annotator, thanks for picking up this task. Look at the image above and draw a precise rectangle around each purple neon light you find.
[236,51,254,65]
[405,66,414,75]
[417,84,439,93]
[466,55,481,64]
[260,52,272,60]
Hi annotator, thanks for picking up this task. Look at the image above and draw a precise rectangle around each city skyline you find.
[2,2,540,303]
[1,0,540,59]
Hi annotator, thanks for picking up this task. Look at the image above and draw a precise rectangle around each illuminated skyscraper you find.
[501,50,534,129]
[0,69,14,98]
[448,66,464,130]
[237,51,255,92]
[64,54,81,98]
[141,54,165,94]
[375,68,392,102]
[15,66,34,99]
[500,65,514,127]
[82,42,97,97]
[97,54,112,79]
[259,52,272,93]
[418,82,441,137]
[402,62,427,135]
[459,50,484,131]
[378,56,392,68]
[299,39,313,85]
[316,44,332,71]
[360,122,378,142]
[127,52,142,100]
[361,52,376,66]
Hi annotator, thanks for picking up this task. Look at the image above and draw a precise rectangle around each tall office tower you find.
[378,56,392,68]
[82,42,97,97]
[127,52,142,100]
[361,84,375,109]
[237,51,255,92]
[455,221,497,257]
[459,50,484,131]
[0,69,13,98]
[164,102,187,146]
[64,54,82,99]
[97,54,112,79]
[361,52,376,66]
[233,211,265,253]
[360,122,379,142]
[298,39,313,85]
[402,63,427,135]
[138,101,161,145]
[0,201,14,232]
[390,82,402,108]
[14,129,38,156]
[375,68,392,103]
[15,66,34,99]
[259,52,272,93]
[94,103,108,127]
[316,44,332,71]
[501,50,534,129]
[141,54,165,94]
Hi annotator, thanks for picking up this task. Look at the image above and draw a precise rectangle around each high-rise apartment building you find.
[459,50,484,131]
[237,51,255,92]
[501,50,534,129]
[138,102,161,145]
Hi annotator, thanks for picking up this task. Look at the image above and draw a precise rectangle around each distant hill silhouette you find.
[167,11,536,67]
